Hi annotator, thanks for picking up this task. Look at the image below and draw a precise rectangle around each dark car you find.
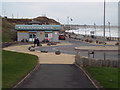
[59,34,66,40]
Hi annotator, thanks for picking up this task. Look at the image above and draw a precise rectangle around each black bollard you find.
[55,51,61,55]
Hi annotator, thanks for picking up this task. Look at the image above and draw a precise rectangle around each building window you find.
[30,34,32,38]
[45,33,48,37]
[29,33,36,38]
[33,34,36,38]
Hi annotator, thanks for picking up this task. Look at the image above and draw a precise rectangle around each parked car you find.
[42,38,50,43]
[59,34,66,40]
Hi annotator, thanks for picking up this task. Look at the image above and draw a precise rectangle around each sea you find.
[66,27,119,38]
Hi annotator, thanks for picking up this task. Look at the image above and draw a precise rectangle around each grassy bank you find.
[85,66,119,88]
[2,16,60,42]
[2,50,38,88]
[2,18,16,42]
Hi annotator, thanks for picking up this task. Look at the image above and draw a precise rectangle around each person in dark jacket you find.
[36,38,40,46]
[34,38,37,47]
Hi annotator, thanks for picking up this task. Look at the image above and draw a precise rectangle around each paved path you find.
[3,44,75,64]
[17,64,95,88]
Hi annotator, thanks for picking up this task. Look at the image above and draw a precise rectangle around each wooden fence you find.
[75,53,120,68]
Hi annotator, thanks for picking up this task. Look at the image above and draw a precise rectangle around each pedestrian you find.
[34,38,37,47]
[36,38,40,46]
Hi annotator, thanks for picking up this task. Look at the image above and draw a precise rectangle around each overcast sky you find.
[1,1,119,26]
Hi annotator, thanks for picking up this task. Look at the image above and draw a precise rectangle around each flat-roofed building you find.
[15,24,62,42]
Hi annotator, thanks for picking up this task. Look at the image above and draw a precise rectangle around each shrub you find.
[88,40,93,43]
[96,40,99,43]
[115,42,120,45]
[85,39,89,42]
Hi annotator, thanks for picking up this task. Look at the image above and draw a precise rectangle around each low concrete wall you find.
[66,33,120,41]
[75,52,120,68]
[2,42,17,48]
[1,42,34,48]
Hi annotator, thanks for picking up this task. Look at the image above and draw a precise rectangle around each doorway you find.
[29,32,37,41]
[45,32,52,41]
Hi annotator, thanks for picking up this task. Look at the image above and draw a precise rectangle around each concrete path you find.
[3,44,75,64]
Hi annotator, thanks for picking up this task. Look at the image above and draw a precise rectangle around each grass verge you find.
[85,66,119,88]
[2,50,38,88]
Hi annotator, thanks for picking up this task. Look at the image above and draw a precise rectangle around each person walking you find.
[34,38,37,47]
[36,38,40,46]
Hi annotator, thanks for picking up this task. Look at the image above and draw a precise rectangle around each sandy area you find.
[3,44,75,64]
[75,46,118,51]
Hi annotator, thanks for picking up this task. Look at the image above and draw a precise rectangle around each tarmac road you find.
[17,64,95,88]
[36,38,119,60]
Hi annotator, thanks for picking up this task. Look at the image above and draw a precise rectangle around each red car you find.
[59,34,66,40]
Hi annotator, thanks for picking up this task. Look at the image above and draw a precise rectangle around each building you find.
[15,20,62,42]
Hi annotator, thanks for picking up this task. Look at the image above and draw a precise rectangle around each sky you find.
[1,0,119,26]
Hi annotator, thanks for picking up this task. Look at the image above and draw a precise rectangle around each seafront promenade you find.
[2,37,118,88]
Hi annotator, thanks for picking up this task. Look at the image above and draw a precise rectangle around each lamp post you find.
[84,24,87,36]
[103,0,106,47]
[67,16,69,25]
[77,25,79,35]
[67,16,70,31]
[94,23,97,36]
[103,0,106,60]
[108,22,111,40]
[67,16,72,31]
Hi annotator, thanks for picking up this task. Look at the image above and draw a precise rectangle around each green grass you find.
[2,50,38,88]
[85,66,119,88]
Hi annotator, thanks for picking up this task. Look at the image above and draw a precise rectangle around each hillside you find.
[7,16,60,25]
[2,18,16,42]
[0,17,2,42]
[33,16,60,25]
[2,16,61,42]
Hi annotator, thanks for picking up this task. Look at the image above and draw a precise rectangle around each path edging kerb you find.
[13,61,40,88]
[75,64,99,89]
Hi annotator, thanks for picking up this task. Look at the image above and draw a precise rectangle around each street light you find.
[67,16,69,25]
[94,23,97,36]
[67,16,70,31]
[103,0,106,60]
[108,22,111,40]
[68,17,73,31]
[76,25,79,35]
[103,0,106,47]
[84,24,87,36]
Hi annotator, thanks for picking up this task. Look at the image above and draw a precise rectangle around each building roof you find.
[28,20,43,24]
[15,25,62,31]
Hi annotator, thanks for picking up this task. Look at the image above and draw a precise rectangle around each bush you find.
[115,42,119,45]
[88,40,93,43]
[96,40,99,43]
[85,39,89,42]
